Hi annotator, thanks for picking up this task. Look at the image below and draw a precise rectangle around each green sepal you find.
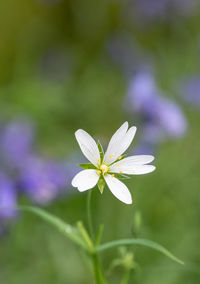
[98,140,104,163]
[119,154,127,160]
[79,163,96,170]
[110,154,127,165]
[110,173,131,180]
[97,177,105,194]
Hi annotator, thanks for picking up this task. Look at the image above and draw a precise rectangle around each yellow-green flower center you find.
[100,164,108,173]
[96,163,109,176]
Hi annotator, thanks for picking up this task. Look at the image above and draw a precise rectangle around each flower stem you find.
[92,252,106,284]
[87,190,94,240]
[120,269,131,284]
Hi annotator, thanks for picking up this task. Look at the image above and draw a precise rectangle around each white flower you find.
[71,122,155,204]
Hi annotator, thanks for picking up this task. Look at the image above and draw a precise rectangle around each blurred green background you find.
[0,0,200,283]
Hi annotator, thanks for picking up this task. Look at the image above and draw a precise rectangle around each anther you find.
[100,164,108,173]
[96,170,101,176]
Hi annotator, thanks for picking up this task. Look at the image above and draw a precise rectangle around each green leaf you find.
[19,205,86,249]
[79,163,96,169]
[97,177,105,194]
[110,173,131,180]
[77,221,94,252]
[95,224,104,247]
[98,140,104,163]
[96,238,184,265]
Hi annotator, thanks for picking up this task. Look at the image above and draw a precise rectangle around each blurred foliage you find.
[0,0,200,283]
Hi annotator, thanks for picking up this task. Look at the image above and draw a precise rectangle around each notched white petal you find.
[104,174,132,204]
[110,164,156,175]
[75,129,100,167]
[71,169,99,192]
[104,122,137,165]
[110,155,155,175]
[123,155,155,164]
[103,122,128,164]
[118,126,137,157]
[111,155,154,168]
[130,165,156,175]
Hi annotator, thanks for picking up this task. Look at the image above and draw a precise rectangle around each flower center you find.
[100,164,108,173]
[96,163,109,176]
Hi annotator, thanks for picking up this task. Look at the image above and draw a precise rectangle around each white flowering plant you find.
[20,122,183,283]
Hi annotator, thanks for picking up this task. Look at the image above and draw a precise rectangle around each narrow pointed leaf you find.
[19,205,86,249]
[98,140,104,162]
[79,163,96,170]
[110,173,131,180]
[77,221,94,252]
[95,224,104,247]
[96,238,184,265]
[97,177,105,194]
[110,154,127,165]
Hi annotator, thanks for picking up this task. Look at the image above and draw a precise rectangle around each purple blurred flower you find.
[128,0,199,26]
[156,97,187,138]
[126,71,187,150]
[106,33,151,78]
[20,156,76,205]
[0,173,17,219]
[1,120,34,168]
[0,117,82,229]
[126,71,158,117]
[179,76,200,107]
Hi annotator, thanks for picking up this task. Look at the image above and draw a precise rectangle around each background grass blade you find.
[19,205,86,249]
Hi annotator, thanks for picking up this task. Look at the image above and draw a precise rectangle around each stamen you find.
[119,170,123,174]
[111,174,115,178]
[100,164,108,173]
[96,170,101,176]
[109,154,113,158]
[97,159,100,163]
[118,156,122,160]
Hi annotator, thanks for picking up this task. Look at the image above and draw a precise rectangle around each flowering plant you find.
[19,122,183,283]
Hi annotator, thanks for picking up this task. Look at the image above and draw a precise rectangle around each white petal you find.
[104,123,137,165]
[103,122,128,164]
[110,155,154,172]
[71,169,99,192]
[104,174,132,204]
[122,155,155,164]
[75,129,100,167]
[110,161,156,175]
[117,126,137,158]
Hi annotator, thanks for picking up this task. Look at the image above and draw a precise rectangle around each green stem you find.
[120,269,131,284]
[87,190,94,240]
[92,253,106,284]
